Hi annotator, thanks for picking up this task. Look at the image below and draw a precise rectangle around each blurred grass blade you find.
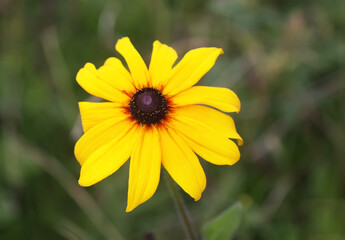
[202,202,242,240]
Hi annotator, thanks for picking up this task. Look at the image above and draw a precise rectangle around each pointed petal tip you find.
[125,194,146,213]
[192,180,206,202]
[125,205,134,213]
[115,37,130,51]
[78,178,90,187]
[153,40,161,45]
[78,168,94,186]
[78,173,100,187]
[126,199,142,212]
[236,101,241,113]
[236,104,241,113]
[74,153,82,166]
[152,40,175,52]
[229,152,241,166]
[193,194,202,201]
[119,36,130,41]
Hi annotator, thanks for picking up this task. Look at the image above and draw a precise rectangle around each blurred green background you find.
[1,0,345,239]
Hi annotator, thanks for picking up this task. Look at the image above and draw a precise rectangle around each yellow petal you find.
[172,86,241,113]
[79,102,125,132]
[98,57,136,94]
[78,122,139,187]
[169,113,240,165]
[74,115,130,166]
[160,127,206,200]
[173,105,243,145]
[163,47,224,96]
[126,126,161,212]
[115,37,150,89]
[76,63,130,104]
[149,41,178,88]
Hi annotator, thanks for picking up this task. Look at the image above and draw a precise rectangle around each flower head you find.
[75,37,242,212]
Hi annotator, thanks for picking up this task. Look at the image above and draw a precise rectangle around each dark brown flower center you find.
[129,88,168,125]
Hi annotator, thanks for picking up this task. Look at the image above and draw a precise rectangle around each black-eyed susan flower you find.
[75,37,242,212]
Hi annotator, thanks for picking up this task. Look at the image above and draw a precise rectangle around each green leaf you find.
[202,202,243,240]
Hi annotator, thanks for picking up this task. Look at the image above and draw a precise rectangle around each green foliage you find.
[203,202,242,240]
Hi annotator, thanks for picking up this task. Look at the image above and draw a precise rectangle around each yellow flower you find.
[75,37,243,212]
